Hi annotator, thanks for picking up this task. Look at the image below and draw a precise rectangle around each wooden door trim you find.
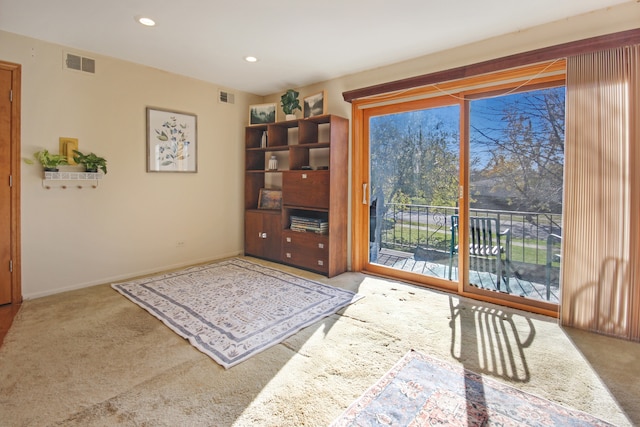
[349,63,563,317]
[1,61,22,304]
[343,28,640,102]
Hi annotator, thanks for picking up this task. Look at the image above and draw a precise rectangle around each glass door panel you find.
[368,104,460,282]
[467,87,565,303]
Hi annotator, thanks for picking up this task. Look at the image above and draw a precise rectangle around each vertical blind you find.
[563,45,640,340]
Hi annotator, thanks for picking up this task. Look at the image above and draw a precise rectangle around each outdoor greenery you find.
[470,88,565,213]
[370,87,565,216]
[370,86,565,285]
[370,107,460,210]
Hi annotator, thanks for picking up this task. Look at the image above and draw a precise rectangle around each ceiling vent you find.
[64,51,96,74]
[218,90,235,105]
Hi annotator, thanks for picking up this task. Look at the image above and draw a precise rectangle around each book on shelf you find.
[290,215,328,234]
[290,215,327,223]
[290,226,328,234]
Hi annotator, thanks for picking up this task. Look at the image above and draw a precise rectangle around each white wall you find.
[1,1,638,299]
[272,1,640,271]
[284,3,640,109]
[0,30,261,298]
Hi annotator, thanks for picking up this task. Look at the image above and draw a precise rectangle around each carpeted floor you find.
[0,256,638,426]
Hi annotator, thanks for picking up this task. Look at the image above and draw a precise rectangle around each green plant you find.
[280,89,301,115]
[73,150,107,174]
[32,149,68,170]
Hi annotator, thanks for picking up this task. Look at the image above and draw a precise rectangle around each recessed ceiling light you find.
[136,16,156,26]
[245,56,258,63]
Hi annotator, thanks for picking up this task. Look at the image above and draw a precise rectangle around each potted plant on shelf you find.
[73,150,107,174]
[281,89,301,120]
[32,149,68,171]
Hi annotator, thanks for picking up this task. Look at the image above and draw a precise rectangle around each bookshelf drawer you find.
[282,251,329,273]
[283,231,328,253]
[282,231,328,272]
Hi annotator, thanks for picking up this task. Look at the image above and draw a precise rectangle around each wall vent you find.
[66,53,82,70]
[82,57,95,73]
[218,90,235,104]
[64,51,96,74]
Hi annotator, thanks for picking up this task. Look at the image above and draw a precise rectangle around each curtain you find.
[562,45,640,340]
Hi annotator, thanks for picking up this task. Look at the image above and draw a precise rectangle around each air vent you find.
[64,51,96,74]
[218,90,235,104]
[66,53,81,71]
[82,57,95,73]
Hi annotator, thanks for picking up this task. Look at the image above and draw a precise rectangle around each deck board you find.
[375,248,559,304]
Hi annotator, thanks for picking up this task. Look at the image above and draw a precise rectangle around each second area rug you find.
[331,350,614,427]
[112,258,362,369]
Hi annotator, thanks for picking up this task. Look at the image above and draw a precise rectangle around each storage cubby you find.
[244,114,348,277]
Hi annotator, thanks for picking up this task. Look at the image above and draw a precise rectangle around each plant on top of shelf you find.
[280,89,301,120]
[31,149,68,171]
[73,150,107,174]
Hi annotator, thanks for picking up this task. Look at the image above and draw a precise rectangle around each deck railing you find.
[377,203,562,267]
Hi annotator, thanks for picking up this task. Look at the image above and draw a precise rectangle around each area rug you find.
[331,350,614,427]
[111,258,362,369]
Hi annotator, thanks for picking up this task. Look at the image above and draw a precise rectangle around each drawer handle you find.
[317,260,324,266]
[302,173,307,179]
[285,253,291,258]
[318,243,324,249]
[286,237,292,242]
[259,232,267,239]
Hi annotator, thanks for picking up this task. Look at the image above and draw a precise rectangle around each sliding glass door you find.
[367,99,460,285]
[466,87,565,303]
[357,72,565,310]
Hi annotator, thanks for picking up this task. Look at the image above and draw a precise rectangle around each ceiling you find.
[0,0,632,96]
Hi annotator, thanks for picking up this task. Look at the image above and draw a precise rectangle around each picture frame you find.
[147,107,197,173]
[249,103,277,125]
[303,91,326,118]
[257,188,282,210]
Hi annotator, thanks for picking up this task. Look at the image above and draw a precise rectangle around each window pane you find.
[467,87,565,302]
[369,105,460,280]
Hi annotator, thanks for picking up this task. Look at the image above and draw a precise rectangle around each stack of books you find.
[290,215,328,234]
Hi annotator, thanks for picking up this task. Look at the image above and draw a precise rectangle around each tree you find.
[469,87,565,213]
[370,108,460,209]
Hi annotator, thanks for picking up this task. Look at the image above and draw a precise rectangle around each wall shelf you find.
[42,171,103,189]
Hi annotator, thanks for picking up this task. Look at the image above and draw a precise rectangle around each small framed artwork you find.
[147,107,197,173]
[257,188,282,210]
[249,103,277,125]
[303,91,326,118]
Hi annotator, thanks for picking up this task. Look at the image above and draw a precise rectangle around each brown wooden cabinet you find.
[282,170,329,209]
[245,210,282,262]
[244,114,348,277]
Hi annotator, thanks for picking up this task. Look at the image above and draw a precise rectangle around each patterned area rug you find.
[112,258,362,369]
[331,350,614,427]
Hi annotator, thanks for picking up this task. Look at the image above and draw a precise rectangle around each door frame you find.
[354,95,462,293]
[350,62,565,318]
[1,61,22,305]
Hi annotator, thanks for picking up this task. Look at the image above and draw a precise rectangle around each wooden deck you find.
[375,248,559,304]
